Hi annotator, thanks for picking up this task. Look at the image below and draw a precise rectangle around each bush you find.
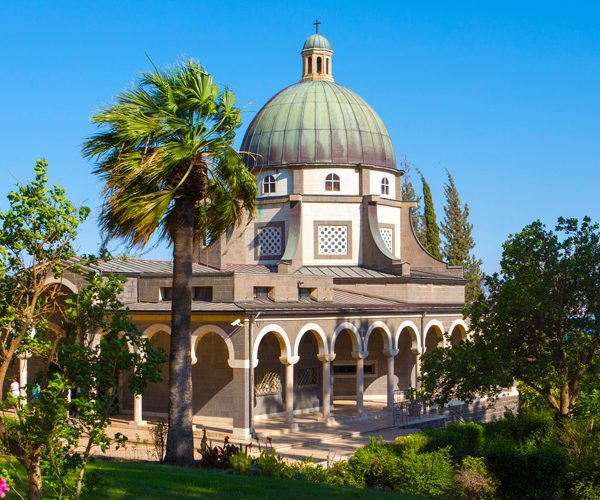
[455,456,498,500]
[326,460,362,488]
[346,437,400,489]
[392,433,430,454]
[230,449,252,475]
[484,437,567,499]
[423,422,484,461]
[286,458,331,484]
[484,411,555,445]
[255,449,289,478]
[392,446,456,496]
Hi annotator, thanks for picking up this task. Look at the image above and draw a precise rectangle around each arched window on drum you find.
[325,173,340,192]
[263,175,276,194]
[381,177,390,195]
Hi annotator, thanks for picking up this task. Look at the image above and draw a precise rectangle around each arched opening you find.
[331,329,357,400]
[308,57,312,74]
[142,330,170,415]
[326,58,330,74]
[424,325,444,352]
[325,173,340,192]
[263,175,276,194]
[364,327,392,406]
[450,324,467,347]
[395,327,418,390]
[381,177,390,195]
[192,332,233,418]
[254,331,287,417]
[295,331,322,414]
[316,56,322,73]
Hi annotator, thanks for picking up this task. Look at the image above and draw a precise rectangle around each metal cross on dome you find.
[313,18,321,33]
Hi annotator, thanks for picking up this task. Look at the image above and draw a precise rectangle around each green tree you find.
[441,170,483,304]
[419,172,442,260]
[0,273,164,500]
[0,160,90,398]
[82,60,257,464]
[400,157,424,242]
[420,217,600,419]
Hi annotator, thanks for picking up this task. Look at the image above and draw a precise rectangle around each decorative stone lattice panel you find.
[318,225,348,255]
[380,227,393,253]
[297,367,318,388]
[258,226,282,257]
[254,370,282,396]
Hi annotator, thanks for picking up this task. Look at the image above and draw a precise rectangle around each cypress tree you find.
[441,170,483,304]
[419,171,442,260]
[400,158,424,241]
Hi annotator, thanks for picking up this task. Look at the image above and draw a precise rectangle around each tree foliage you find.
[83,60,257,464]
[0,160,90,398]
[418,172,442,260]
[441,170,483,304]
[421,217,600,419]
[400,158,424,242]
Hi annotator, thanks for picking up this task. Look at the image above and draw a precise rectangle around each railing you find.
[393,389,467,426]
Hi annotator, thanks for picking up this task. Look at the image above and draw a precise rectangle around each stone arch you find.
[332,322,362,354]
[424,319,445,351]
[142,323,171,339]
[293,323,329,358]
[394,320,421,353]
[253,324,292,367]
[364,321,393,352]
[191,325,235,365]
[43,276,78,294]
[449,319,468,346]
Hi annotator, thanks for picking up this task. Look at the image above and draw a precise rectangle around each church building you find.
[61,30,469,439]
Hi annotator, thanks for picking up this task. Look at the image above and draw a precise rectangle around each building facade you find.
[49,31,469,439]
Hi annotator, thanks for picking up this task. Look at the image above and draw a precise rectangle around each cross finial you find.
[313,18,321,33]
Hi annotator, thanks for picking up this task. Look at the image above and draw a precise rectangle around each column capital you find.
[317,353,336,363]
[279,355,300,366]
[16,352,32,360]
[351,350,367,360]
[383,348,399,357]
[411,347,423,356]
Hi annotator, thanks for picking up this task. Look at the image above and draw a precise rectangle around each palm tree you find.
[82,60,257,464]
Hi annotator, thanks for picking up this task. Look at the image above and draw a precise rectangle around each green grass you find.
[3,458,424,499]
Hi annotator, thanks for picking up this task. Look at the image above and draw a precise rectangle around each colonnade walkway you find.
[88,397,436,463]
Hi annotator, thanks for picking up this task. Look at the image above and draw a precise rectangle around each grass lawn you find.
[4,458,425,499]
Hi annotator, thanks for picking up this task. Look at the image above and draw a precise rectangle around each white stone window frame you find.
[314,220,352,259]
[332,360,378,378]
[262,174,276,194]
[379,223,395,255]
[255,222,285,260]
[381,177,390,195]
[325,173,341,192]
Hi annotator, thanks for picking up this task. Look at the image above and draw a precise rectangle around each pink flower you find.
[0,477,10,498]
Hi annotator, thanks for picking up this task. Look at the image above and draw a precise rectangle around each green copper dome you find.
[302,33,332,51]
[241,80,396,169]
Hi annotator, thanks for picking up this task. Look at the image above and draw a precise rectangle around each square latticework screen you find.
[380,227,393,253]
[254,370,282,397]
[318,225,348,255]
[258,226,282,257]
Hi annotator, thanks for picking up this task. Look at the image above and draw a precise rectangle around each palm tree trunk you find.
[164,197,195,465]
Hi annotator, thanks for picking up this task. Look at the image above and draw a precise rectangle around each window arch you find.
[325,173,340,192]
[263,175,276,194]
[381,177,390,195]
[316,57,322,73]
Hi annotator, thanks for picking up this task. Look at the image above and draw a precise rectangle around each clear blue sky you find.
[1,1,599,273]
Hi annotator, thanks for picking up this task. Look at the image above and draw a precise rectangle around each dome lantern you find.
[301,20,333,82]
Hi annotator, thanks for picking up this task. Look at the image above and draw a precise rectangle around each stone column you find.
[351,350,366,414]
[230,361,252,440]
[383,348,399,410]
[279,356,299,427]
[318,354,335,420]
[18,353,29,402]
[133,394,146,425]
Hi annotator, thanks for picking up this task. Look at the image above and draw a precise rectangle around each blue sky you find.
[1,1,599,273]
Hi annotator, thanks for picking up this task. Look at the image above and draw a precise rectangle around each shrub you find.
[230,449,252,475]
[484,437,567,499]
[455,456,498,500]
[198,437,241,469]
[484,411,555,445]
[286,458,331,484]
[392,433,430,454]
[255,449,288,478]
[326,460,362,488]
[346,437,400,489]
[423,422,484,461]
[393,446,456,496]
